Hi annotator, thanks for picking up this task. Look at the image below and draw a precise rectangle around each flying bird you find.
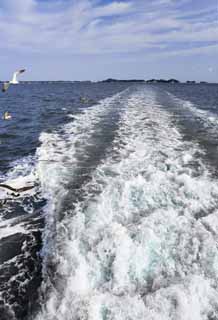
[0,183,34,198]
[2,69,26,92]
[0,184,35,203]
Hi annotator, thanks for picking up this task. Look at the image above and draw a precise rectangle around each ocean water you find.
[0,82,218,320]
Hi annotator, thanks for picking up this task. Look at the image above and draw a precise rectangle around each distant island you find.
[101,78,211,84]
[101,78,145,83]
[0,79,213,84]
[146,79,180,84]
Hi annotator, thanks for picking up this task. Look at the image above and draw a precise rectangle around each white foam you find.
[0,155,40,228]
[0,221,28,240]
[35,87,218,320]
[0,156,37,196]
[167,92,218,129]
[0,156,42,245]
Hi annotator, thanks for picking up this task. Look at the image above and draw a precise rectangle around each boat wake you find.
[166,92,218,133]
[34,87,218,320]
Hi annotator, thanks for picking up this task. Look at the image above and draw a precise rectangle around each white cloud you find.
[0,0,217,57]
[152,44,218,58]
[0,0,36,15]
[93,1,132,16]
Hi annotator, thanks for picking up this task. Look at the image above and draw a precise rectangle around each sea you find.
[0,82,218,320]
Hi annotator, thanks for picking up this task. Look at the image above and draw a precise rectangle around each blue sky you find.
[0,0,217,81]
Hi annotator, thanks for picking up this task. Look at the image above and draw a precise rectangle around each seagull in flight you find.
[2,69,26,92]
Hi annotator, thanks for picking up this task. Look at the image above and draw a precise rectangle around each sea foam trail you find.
[35,89,128,297]
[35,87,218,320]
[166,92,218,131]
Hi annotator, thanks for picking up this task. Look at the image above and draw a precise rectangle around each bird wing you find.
[11,69,26,83]
[0,184,17,192]
[16,185,35,192]
[2,82,10,92]
[0,183,34,193]
[16,69,26,75]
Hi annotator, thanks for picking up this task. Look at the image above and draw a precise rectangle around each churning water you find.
[1,83,218,320]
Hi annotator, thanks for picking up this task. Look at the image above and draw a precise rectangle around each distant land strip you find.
[0,79,216,84]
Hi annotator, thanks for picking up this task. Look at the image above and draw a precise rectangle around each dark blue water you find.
[154,83,218,172]
[0,82,218,320]
[0,83,129,174]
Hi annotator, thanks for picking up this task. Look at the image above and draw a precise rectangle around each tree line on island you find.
[0,79,210,84]
[101,78,209,84]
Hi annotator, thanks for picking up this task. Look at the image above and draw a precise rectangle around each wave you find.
[34,87,218,320]
[166,92,218,130]
[0,88,130,319]
[0,155,45,319]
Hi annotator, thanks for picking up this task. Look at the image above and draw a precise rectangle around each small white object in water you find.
[2,111,12,120]
[80,96,89,103]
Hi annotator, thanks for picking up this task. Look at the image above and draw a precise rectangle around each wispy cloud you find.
[0,0,217,81]
[93,1,132,16]
[0,0,217,56]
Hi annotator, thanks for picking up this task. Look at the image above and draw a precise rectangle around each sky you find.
[0,0,217,82]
